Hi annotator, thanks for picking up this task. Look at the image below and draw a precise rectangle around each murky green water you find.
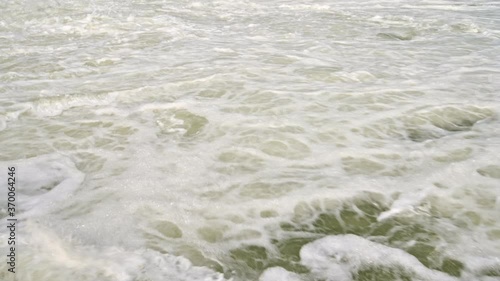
[1,0,499,280]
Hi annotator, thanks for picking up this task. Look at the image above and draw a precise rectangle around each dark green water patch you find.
[174,245,224,273]
[227,240,311,279]
[312,213,345,234]
[388,222,439,244]
[354,265,414,281]
[282,195,390,237]
[274,237,316,263]
[230,245,268,272]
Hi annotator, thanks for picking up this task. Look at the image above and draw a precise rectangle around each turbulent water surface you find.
[1,0,500,280]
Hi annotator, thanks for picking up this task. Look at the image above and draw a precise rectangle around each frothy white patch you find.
[300,234,457,281]
[0,154,84,219]
[0,223,229,281]
[259,267,301,281]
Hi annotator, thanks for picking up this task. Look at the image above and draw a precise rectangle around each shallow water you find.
[1,0,500,280]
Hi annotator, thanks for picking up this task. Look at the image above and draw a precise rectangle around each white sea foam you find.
[300,235,457,281]
[0,223,229,281]
[1,0,499,280]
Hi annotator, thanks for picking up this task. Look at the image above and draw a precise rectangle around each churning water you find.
[1,0,500,280]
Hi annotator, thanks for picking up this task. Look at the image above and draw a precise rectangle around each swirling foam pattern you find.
[1,0,499,280]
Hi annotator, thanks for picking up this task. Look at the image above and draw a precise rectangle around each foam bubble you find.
[30,92,118,117]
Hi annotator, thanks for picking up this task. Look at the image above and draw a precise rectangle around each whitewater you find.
[0,0,499,280]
